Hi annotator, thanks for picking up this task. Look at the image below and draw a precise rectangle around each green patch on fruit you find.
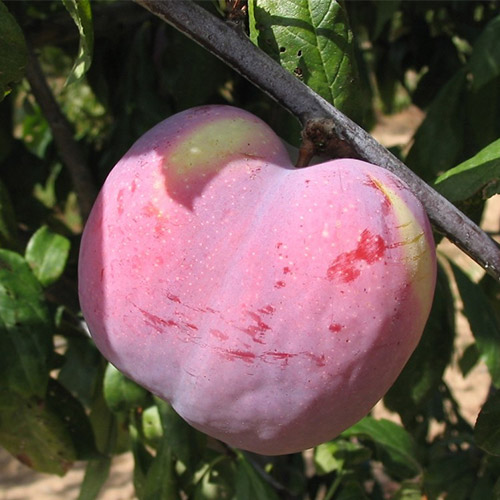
[369,175,435,309]
[166,117,270,177]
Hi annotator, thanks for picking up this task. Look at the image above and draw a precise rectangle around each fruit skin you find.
[78,105,437,455]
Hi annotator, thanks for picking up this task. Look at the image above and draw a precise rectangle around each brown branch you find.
[24,43,97,223]
[134,0,500,281]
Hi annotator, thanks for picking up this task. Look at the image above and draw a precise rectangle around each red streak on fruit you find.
[326,229,386,283]
[258,304,275,315]
[241,311,271,344]
[117,189,124,215]
[275,280,286,288]
[283,267,291,274]
[166,293,181,303]
[263,351,296,366]
[155,221,166,237]
[211,329,228,341]
[142,202,159,217]
[306,352,326,367]
[225,349,256,363]
[136,306,175,333]
[329,323,343,333]
[364,178,392,214]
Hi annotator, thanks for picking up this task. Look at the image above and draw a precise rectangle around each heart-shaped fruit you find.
[78,105,436,455]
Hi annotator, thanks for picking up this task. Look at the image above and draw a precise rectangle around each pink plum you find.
[78,105,436,455]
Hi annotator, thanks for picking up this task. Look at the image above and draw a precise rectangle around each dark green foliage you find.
[0,0,499,498]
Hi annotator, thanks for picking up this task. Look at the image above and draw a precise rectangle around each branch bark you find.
[134,0,500,282]
[25,44,98,222]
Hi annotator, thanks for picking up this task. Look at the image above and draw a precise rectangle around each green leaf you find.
[62,0,94,85]
[392,480,423,500]
[142,438,180,500]
[58,336,102,407]
[0,249,53,398]
[0,1,27,101]
[89,372,119,456]
[475,391,500,456]
[342,417,421,479]
[434,137,500,202]
[78,457,112,500]
[142,404,163,444]
[406,69,467,180]
[314,442,343,475]
[336,480,368,500]
[0,388,76,475]
[130,421,154,499]
[0,179,19,250]
[468,15,500,91]
[162,28,232,110]
[46,378,98,460]
[248,0,362,120]
[450,262,500,387]
[103,363,150,414]
[314,439,371,476]
[155,397,206,471]
[25,226,71,287]
[371,0,401,40]
[17,98,53,159]
[384,264,455,420]
[235,453,280,500]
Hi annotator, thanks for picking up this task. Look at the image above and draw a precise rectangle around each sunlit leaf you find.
[62,0,94,85]
[142,405,163,444]
[103,363,150,414]
[434,137,500,202]
[342,417,421,479]
[248,0,363,121]
[314,438,371,476]
[25,225,71,287]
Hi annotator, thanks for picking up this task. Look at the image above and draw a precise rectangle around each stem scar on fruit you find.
[296,118,362,168]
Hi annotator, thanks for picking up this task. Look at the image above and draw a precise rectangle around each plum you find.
[78,105,436,455]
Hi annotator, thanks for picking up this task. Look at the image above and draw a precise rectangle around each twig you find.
[134,0,500,281]
[25,43,97,222]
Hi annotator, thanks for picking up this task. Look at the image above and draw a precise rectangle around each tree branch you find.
[134,0,500,282]
[25,43,98,223]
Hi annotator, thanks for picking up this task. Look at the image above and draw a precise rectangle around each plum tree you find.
[78,105,436,455]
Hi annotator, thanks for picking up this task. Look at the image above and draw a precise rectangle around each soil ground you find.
[1,106,498,499]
